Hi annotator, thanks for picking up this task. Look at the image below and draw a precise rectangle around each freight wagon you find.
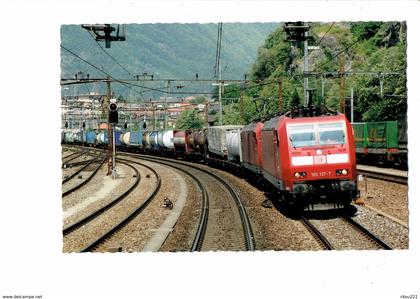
[352,120,407,168]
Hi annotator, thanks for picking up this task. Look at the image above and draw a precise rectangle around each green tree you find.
[350,22,382,41]
[175,110,204,129]
[290,88,301,110]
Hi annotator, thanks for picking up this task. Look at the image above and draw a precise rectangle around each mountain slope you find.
[60,23,279,98]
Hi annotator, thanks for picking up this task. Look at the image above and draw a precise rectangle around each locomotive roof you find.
[262,114,346,131]
[207,125,243,129]
[262,115,286,131]
[242,122,259,132]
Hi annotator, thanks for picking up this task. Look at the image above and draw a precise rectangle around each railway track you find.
[62,153,105,184]
[124,155,209,251]
[131,154,256,251]
[300,216,334,250]
[62,150,90,167]
[63,159,161,252]
[62,156,107,197]
[357,165,407,185]
[62,150,80,160]
[302,212,392,250]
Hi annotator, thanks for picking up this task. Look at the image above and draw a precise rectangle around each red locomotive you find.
[241,113,358,210]
[241,121,264,174]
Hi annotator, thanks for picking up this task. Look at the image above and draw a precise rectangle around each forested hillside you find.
[220,21,407,124]
[61,23,278,98]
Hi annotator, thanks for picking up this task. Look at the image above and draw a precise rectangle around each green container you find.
[352,122,366,148]
[366,121,398,149]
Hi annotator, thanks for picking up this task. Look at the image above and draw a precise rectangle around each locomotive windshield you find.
[318,123,345,145]
[288,125,316,147]
[288,122,346,147]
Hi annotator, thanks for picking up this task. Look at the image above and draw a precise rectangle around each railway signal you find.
[108,102,119,124]
[108,99,118,178]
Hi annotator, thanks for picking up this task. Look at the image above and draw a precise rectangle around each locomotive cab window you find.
[288,125,316,147]
[318,123,345,145]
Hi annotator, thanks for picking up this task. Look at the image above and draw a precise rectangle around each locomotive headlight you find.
[294,172,306,178]
[336,169,348,176]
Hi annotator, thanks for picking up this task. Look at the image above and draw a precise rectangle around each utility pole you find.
[205,101,209,127]
[379,74,384,98]
[152,102,156,130]
[350,87,354,123]
[277,80,283,113]
[304,27,309,106]
[339,53,345,113]
[219,77,222,125]
[214,22,223,125]
[81,24,126,48]
[106,77,113,176]
[240,94,244,124]
[284,22,311,106]
[165,80,171,129]
[212,79,228,125]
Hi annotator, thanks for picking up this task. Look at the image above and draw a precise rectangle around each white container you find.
[121,132,131,145]
[157,131,164,147]
[162,130,174,149]
[65,132,74,143]
[207,125,243,158]
[97,132,105,144]
[226,130,242,162]
[144,132,151,147]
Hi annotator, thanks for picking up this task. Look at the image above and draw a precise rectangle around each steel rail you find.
[135,154,256,251]
[194,163,256,251]
[79,159,161,252]
[62,154,105,184]
[300,216,334,250]
[62,157,107,197]
[62,151,81,160]
[126,155,210,251]
[63,160,143,236]
[357,169,407,185]
[342,215,393,250]
[62,150,89,167]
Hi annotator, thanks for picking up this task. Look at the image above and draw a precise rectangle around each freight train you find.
[62,111,359,211]
[352,120,407,169]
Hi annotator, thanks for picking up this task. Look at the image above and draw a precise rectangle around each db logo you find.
[314,155,327,164]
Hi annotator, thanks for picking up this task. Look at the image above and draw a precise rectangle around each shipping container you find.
[162,130,174,149]
[86,131,97,144]
[129,130,143,146]
[226,130,242,162]
[207,125,243,158]
[120,132,131,145]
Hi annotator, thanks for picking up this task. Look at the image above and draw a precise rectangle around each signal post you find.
[109,99,119,178]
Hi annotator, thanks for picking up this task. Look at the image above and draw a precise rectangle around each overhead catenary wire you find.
[214,22,223,78]
[61,45,232,97]
[299,22,336,65]
[87,30,136,78]
[312,38,360,73]
[60,45,167,95]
